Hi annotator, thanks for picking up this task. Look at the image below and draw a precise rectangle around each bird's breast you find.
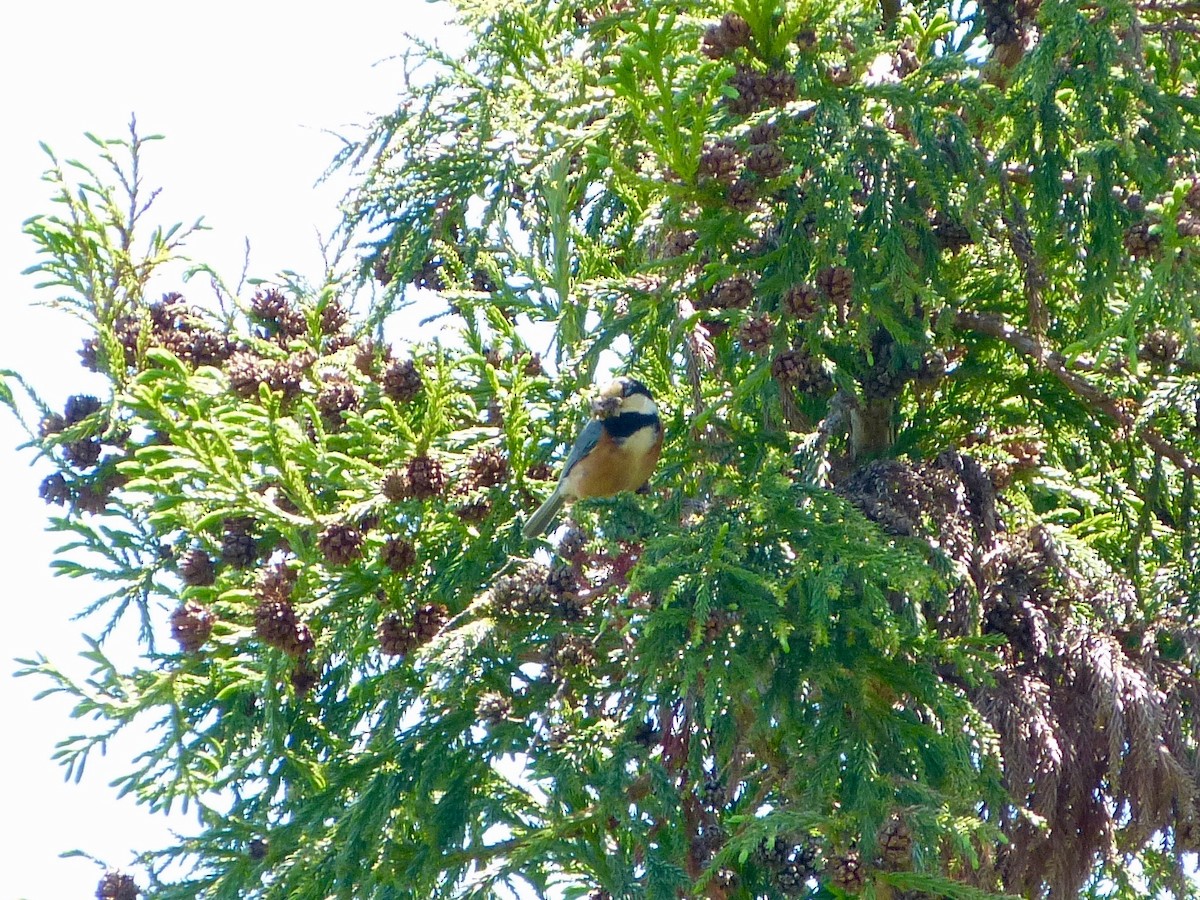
[561,420,662,499]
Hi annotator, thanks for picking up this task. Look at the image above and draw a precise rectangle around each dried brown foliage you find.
[842,452,1200,897]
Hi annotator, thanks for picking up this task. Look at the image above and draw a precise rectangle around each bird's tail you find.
[522,488,566,539]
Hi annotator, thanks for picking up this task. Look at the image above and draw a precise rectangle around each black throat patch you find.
[604,411,659,442]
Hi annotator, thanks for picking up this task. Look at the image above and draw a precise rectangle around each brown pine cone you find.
[661,229,699,258]
[726,175,760,211]
[221,528,259,570]
[492,563,554,615]
[257,561,297,602]
[546,563,587,620]
[373,251,394,286]
[226,351,271,399]
[149,293,193,331]
[267,354,310,399]
[412,602,449,643]
[1123,221,1161,259]
[545,562,580,599]
[95,872,140,900]
[64,394,102,425]
[290,659,320,696]
[701,12,751,59]
[170,602,215,652]
[377,612,416,657]
[762,69,798,106]
[746,143,788,179]
[771,348,832,394]
[278,309,310,343]
[699,140,742,182]
[353,339,390,376]
[526,462,555,481]
[878,815,913,869]
[816,265,855,303]
[381,469,412,502]
[1142,329,1182,366]
[257,600,314,657]
[250,288,290,323]
[782,283,821,320]
[114,317,141,366]
[381,537,417,572]
[755,836,791,870]
[523,352,545,377]
[706,276,755,310]
[476,691,512,725]
[64,437,103,469]
[413,258,445,290]
[318,524,365,565]
[177,547,216,588]
[72,483,112,516]
[406,454,447,499]
[1177,211,1200,238]
[557,523,589,560]
[188,330,237,368]
[738,315,775,352]
[380,358,423,402]
[704,609,734,642]
[456,496,492,523]
[546,632,595,675]
[471,268,497,293]
[1185,179,1200,211]
[319,299,350,335]
[39,472,71,506]
[795,28,818,51]
[254,597,298,648]
[316,374,360,422]
[826,852,866,894]
[701,774,726,808]
[467,447,509,488]
[747,122,781,146]
[726,65,765,115]
[39,412,66,437]
[979,0,1021,44]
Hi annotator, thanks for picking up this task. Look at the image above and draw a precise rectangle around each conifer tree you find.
[8,1,1200,898]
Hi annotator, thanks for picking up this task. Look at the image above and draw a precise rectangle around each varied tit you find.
[522,376,663,539]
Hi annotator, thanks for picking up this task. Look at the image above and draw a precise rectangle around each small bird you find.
[522,376,663,539]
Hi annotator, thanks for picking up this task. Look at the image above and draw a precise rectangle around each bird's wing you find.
[558,418,605,482]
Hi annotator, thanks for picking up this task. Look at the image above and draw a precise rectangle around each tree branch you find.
[996,165,1050,335]
[954,311,1200,475]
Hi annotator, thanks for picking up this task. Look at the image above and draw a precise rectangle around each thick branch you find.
[955,311,1200,475]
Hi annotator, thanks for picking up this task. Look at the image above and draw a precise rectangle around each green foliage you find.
[11,1,1200,898]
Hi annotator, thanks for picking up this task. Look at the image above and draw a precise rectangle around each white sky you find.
[0,4,456,897]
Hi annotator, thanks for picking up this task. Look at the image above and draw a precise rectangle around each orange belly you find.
[562,433,661,499]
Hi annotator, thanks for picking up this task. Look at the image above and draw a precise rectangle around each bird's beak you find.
[591,379,626,417]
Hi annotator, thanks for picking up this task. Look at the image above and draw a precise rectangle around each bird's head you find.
[590,376,656,419]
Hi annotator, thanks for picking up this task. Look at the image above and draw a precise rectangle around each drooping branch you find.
[955,311,1200,475]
